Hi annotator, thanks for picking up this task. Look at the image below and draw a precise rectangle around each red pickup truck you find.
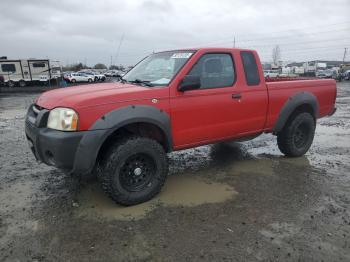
[25,48,337,205]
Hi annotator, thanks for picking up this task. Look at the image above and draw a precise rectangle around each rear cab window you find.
[240,51,260,86]
[187,53,235,89]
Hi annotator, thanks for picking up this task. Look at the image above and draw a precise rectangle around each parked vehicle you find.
[66,72,94,83]
[25,48,337,206]
[0,58,61,87]
[63,72,73,82]
[264,70,279,78]
[342,70,350,80]
[316,69,333,78]
[79,71,106,82]
[104,70,121,77]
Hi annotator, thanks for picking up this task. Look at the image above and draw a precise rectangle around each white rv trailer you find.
[0,58,61,87]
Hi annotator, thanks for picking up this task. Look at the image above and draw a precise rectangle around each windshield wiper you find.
[129,79,154,87]
[119,76,127,83]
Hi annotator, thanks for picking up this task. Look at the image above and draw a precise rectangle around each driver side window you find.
[187,53,235,89]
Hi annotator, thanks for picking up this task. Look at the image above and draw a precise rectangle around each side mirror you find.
[178,75,201,92]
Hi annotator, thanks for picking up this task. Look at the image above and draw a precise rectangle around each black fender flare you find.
[72,105,172,175]
[273,92,319,133]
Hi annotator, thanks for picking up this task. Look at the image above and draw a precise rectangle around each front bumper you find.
[25,104,111,175]
[25,120,84,169]
[329,107,337,116]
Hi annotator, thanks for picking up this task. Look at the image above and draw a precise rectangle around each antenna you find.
[114,33,125,66]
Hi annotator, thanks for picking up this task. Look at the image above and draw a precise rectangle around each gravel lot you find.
[0,82,350,261]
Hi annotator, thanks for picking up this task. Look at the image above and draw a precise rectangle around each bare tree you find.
[94,63,107,69]
[272,45,281,66]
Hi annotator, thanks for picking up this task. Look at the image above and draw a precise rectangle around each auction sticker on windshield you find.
[171,52,193,59]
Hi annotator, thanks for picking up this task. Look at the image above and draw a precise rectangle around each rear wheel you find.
[7,80,15,88]
[71,79,76,83]
[277,112,315,157]
[88,78,93,83]
[19,80,26,87]
[98,136,168,206]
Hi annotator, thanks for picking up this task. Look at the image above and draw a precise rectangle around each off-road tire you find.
[277,112,315,157]
[98,136,168,206]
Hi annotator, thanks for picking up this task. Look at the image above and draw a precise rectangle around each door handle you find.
[232,93,242,99]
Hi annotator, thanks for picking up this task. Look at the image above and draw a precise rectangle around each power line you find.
[105,22,350,59]
[108,21,350,62]
[239,40,350,51]
[235,28,350,44]
[177,21,350,49]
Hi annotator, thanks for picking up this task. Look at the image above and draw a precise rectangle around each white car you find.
[78,71,106,81]
[264,70,279,78]
[104,70,121,77]
[67,73,94,83]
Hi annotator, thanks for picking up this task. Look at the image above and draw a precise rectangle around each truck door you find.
[233,51,268,135]
[170,52,243,148]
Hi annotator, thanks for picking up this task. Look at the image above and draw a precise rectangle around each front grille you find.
[32,104,43,116]
[27,104,49,128]
[27,104,43,126]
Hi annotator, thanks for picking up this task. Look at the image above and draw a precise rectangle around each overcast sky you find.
[0,0,349,66]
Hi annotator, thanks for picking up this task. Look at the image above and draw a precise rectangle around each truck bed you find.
[265,78,337,131]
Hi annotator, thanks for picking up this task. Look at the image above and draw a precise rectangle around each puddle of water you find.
[228,158,275,176]
[76,175,237,221]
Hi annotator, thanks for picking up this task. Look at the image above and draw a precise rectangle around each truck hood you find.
[36,82,163,109]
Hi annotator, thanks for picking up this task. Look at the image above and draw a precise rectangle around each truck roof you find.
[155,47,254,54]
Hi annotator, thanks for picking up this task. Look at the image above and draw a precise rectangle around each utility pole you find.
[233,36,236,48]
[115,33,125,66]
[343,48,348,63]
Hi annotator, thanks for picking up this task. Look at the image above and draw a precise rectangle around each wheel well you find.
[291,104,315,119]
[96,122,169,163]
[283,103,316,130]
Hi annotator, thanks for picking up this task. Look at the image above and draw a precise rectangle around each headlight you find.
[47,108,78,131]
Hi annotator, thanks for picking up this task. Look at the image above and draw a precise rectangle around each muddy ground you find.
[0,82,350,262]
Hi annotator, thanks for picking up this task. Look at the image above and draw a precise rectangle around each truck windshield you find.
[122,51,194,86]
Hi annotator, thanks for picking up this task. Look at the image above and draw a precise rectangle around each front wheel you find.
[277,112,316,157]
[98,137,168,206]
